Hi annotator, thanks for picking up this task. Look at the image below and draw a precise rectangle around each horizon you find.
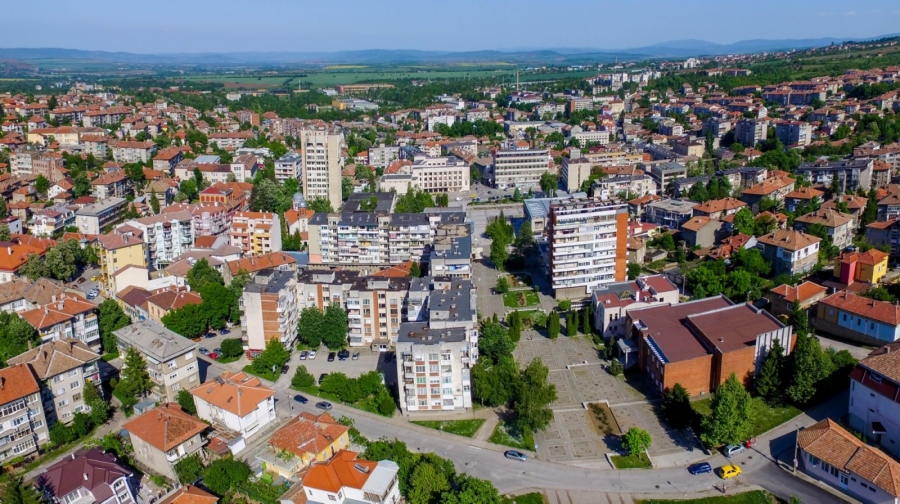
[3,0,900,54]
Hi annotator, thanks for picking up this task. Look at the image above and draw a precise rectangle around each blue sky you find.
[3,0,900,53]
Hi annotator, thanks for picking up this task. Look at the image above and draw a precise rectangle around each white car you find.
[308,350,318,360]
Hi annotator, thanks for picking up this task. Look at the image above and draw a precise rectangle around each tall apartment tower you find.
[548,198,628,300]
[301,127,344,211]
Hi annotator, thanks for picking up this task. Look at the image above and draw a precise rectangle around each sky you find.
[3,0,900,54]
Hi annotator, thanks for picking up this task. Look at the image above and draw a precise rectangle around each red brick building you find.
[628,295,793,396]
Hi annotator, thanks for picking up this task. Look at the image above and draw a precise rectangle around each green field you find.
[411,419,486,438]
[610,452,652,469]
[489,421,535,450]
[692,397,801,440]
[503,291,540,308]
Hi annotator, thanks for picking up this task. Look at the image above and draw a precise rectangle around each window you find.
[68,370,77,377]
[57,399,68,408]
[415,366,425,373]
[169,373,178,380]
[871,373,883,384]
[70,381,80,390]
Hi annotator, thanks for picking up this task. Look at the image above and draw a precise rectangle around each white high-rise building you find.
[491,141,551,190]
[301,127,344,211]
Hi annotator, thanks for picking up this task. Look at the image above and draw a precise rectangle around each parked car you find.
[198,347,210,355]
[327,352,336,362]
[352,352,360,360]
[718,464,741,479]
[87,293,97,300]
[205,332,216,339]
[315,401,333,411]
[308,350,317,360]
[724,444,745,458]
[281,365,290,375]
[299,351,309,360]
[219,329,230,335]
[214,347,222,354]
[504,450,527,462]
[318,373,329,384]
[338,349,350,361]
[77,277,86,283]
[90,275,98,281]
[207,352,219,360]
[293,394,308,404]
[688,462,712,475]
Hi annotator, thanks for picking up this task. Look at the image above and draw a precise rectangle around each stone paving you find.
[612,402,700,456]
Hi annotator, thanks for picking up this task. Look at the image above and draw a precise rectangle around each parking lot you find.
[289,347,391,382]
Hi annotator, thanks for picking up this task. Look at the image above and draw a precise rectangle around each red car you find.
[207,352,219,360]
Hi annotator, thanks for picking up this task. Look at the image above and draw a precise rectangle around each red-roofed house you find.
[258,412,350,478]
[39,448,137,504]
[815,291,900,345]
[767,281,828,316]
[123,403,207,481]
[834,249,890,285]
[300,450,400,504]
[190,371,276,453]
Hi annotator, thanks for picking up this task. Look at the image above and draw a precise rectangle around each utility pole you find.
[793,424,800,473]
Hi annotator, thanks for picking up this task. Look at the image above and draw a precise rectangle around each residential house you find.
[867,219,900,258]
[9,339,101,424]
[740,175,795,213]
[258,412,350,478]
[815,291,900,346]
[783,187,824,213]
[114,321,200,403]
[766,281,828,317]
[97,230,148,295]
[0,364,49,462]
[821,194,868,229]
[18,295,102,350]
[122,403,207,481]
[152,148,184,174]
[629,296,793,396]
[877,189,900,222]
[680,216,726,249]
[145,289,203,324]
[590,275,679,340]
[158,486,217,504]
[39,448,137,504]
[756,229,821,277]
[190,371,276,454]
[691,197,746,220]
[835,249,890,286]
[793,208,855,249]
[798,418,900,504]
[0,277,79,313]
[300,450,400,504]
[643,198,695,229]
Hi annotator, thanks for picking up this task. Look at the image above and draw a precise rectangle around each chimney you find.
[83,473,89,481]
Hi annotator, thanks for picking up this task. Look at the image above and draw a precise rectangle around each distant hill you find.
[1,33,898,67]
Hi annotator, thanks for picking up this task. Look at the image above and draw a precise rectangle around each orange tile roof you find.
[123,403,207,452]
[784,186,825,200]
[820,291,900,326]
[680,216,716,232]
[370,261,414,278]
[838,249,889,266]
[227,252,295,276]
[799,419,900,497]
[146,290,203,312]
[769,281,828,303]
[158,485,218,504]
[691,197,746,215]
[757,229,820,251]
[742,175,794,196]
[268,412,349,459]
[302,450,377,493]
[794,208,853,228]
[0,364,40,405]
[190,371,274,417]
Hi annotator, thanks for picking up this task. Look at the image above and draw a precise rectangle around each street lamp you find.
[793,423,801,473]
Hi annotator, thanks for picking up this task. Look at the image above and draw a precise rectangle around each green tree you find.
[19,253,46,280]
[547,311,560,339]
[0,224,9,242]
[34,175,49,197]
[44,246,75,280]
[149,190,160,214]
[506,311,522,343]
[203,459,251,496]
[174,454,204,484]
[322,303,349,349]
[199,282,233,330]
[700,373,753,447]
[687,182,709,203]
[786,333,834,405]
[220,338,244,358]
[514,220,534,257]
[298,306,325,348]
[2,476,43,504]
[789,299,810,337]
[125,164,146,187]
[119,347,153,398]
[409,262,422,277]
[307,197,334,213]
[186,258,224,291]
[732,208,756,236]
[627,262,642,280]
[251,339,291,377]
[732,247,771,276]
[756,339,786,404]
[73,173,91,198]
[540,172,558,197]
[622,427,652,455]
[489,239,509,271]
[408,461,451,504]
[83,382,110,426]
[175,389,197,415]
[97,299,130,354]
[162,303,208,338]
[291,365,316,389]
[441,475,501,504]
[0,311,39,366]
[479,320,514,362]
[566,311,577,337]
[661,384,694,430]
[582,307,592,335]
[495,276,510,294]
[863,187,878,226]
[513,358,557,432]
[471,357,517,407]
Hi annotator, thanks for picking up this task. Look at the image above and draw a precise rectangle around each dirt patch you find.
[585,402,622,436]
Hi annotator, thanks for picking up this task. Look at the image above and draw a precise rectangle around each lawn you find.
[692,397,802,439]
[411,419,486,438]
[297,385,394,418]
[636,490,778,504]
[488,421,534,450]
[242,365,278,382]
[610,452,652,469]
[215,354,242,364]
[502,493,547,504]
[503,291,539,308]
[516,310,548,329]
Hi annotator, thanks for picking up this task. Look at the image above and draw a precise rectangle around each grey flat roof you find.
[113,321,196,362]
[397,323,468,344]
[245,269,295,294]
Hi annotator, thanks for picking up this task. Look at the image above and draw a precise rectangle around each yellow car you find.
[91,275,98,281]
[718,464,742,479]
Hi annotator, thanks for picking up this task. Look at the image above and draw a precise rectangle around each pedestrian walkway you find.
[539,483,768,504]
[474,411,501,442]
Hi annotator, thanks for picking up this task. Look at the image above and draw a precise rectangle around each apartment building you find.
[190,371,276,454]
[29,207,75,237]
[0,364,49,462]
[75,197,127,235]
[229,154,258,183]
[643,198,696,229]
[110,140,156,163]
[97,230,148,294]
[241,269,299,356]
[756,229,821,277]
[229,211,282,256]
[208,132,254,150]
[774,121,812,147]
[815,291,900,346]
[408,156,470,194]
[9,339,101,425]
[91,171,130,200]
[368,144,401,168]
[18,296,102,351]
[396,279,478,414]
[593,174,656,201]
[429,227,472,279]
[793,209,855,250]
[547,199,628,300]
[590,275,680,340]
[274,151,301,182]
[646,161,687,194]
[491,141,551,190]
[114,321,200,403]
[848,342,900,460]
[301,127,344,211]
[9,151,64,178]
[733,118,768,147]
[152,147,184,174]
[122,211,194,269]
[561,156,592,193]
[122,403,207,482]
[795,158,874,193]
[740,175,796,213]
